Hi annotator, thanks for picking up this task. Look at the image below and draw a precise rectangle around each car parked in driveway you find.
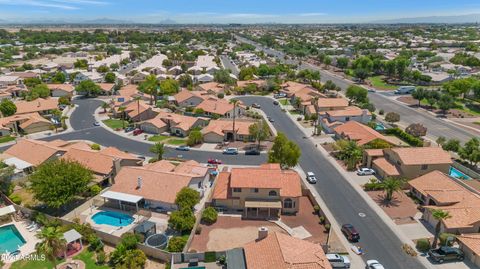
[356,168,376,176]
[326,253,350,268]
[133,129,144,136]
[341,224,360,242]
[366,260,385,269]
[306,172,317,184]
[429,246,464,263]
[223,148,239,155]
[124,126,135,132]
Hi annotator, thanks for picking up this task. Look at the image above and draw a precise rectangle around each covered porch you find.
[244,200,281,220]
[100,191,144,212]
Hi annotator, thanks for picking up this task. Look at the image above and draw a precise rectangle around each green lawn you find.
[289,109,301,115]
[279,99,289,105]
[102,119,128,129]
[368,76,397,90]
[0,135,15,143]
[148,135,170,142]
[167,139,187,146]
[10,249,106,269]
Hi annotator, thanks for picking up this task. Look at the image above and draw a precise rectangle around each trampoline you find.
[145,233,168,249]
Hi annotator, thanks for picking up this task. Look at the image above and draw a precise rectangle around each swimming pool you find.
[449,167,471,180]
[0,225,26,253]
[375,123,386,131]
[91,211,134,227]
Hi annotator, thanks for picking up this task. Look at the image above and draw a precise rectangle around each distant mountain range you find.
[371,13,480,24]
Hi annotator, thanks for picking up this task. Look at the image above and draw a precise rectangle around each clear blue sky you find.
[1,0,480,23]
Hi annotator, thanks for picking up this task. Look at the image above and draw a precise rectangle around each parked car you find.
[394,86,415,94]
[366,260,385,269]
[133,129,143,136]
[245,148,260,155]
[341,224,360,242]
[273,100,279,105]
[176,145,190,151]
[429,246,464,263]
[306,172,317,184]
[208,158,222,164]
[124,126,135,132]
[223,148,239,155]
[326,254,351,268]
[93,121,100,126]
[267,116,274,122]
[274,92,287,99]
[367,88,376,93]
[356,168,376,176]
[58,104,67,110]
[251,103,261,109]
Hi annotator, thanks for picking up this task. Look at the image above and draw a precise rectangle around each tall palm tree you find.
[36,226,66,269]
[431,209,452,248]
[311,96,319,135]
[101,102,109,113]
[380,178,404,201]
[118,106,127,129]
[149,142,165,161]
[229,99,239,142]
[134,96,141,122]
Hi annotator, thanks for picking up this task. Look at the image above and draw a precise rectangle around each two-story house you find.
[211,163,302,219]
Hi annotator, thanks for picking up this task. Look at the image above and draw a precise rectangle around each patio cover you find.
[226,248,246,269]
[244,200,282,209]
[101,191,143,204]
[0,205,15,217]
[4,157,32,173]
[63,229,82,244]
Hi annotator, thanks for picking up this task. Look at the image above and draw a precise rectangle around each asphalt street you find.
[237,96,424,269]
[42,98,267,165]
[235,35,478,143]
[220,55,239,76]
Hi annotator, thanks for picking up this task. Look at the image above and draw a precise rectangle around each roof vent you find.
[137,176,142,189]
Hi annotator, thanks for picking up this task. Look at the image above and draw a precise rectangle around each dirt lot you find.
[366,190,419,224]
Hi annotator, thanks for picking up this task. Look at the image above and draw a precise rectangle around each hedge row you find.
[385,128,423,147]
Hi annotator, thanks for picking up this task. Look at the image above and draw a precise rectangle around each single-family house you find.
[321,106,372,133]
[0,76,23,87]
[458,234,480,267]
[202,119,255,143]
[47,84,75,97]
[139,112,208,136]
[333,121,394,146]
[196,82,226,95]
[14,98,59,116]
[3,139,67,167]
[173,89,206,108]
[196,98,245,119]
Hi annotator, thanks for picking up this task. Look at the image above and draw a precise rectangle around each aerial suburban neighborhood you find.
[0,1,479,269]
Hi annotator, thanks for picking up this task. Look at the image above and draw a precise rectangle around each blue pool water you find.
[91,211,134,227]
[0,225,26,253]
[375,123,386,131]
[449,167,471,180]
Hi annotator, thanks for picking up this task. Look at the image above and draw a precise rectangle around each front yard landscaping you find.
[0,135,15,143]
[167,138,187,145]
[148,135,170,142]
[102,119,128,130]
[368,76,398,90]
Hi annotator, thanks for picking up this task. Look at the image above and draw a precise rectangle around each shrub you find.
[195,226,202,235]
[168,208,196,232]
[204,251,216,263]
[364,178,382,191]
[324,223,331,232]
[167,236,187,252]
[90,143,101,150]
[313,205,320,215]
[439,233,456,246]
[379,109,384,115]
[406,123,427,137]
[385,112,400,123]
[217,93,224,99]
[8,194,22,205]
[201,207,218,224]
[416,238,430,252]
[96,250,106,265]
[297,117,302,121]
[402,243,417,257]
[318,216,326,224]
[385,128,423,147]
[89,185,102,196]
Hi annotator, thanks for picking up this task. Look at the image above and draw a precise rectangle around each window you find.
[268,190,277,196]
[421,164,428,170]
[251,188,259,193]
[233,188,241,193]
[345,117,350,121]
[284,198,293,208]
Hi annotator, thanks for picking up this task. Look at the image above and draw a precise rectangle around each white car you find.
[366,260,385,269]
[306,172,317,184]
[357,168,376,176]
[326,253,350,268]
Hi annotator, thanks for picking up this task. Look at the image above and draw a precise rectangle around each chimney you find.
[136,176,142,189]
[258,227,268,240]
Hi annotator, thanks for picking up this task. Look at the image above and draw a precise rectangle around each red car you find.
[133,129,144,136]
[208,158,222,164]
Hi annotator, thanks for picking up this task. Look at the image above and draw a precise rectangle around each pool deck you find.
[81,207,143,237]
[0,220,41,264]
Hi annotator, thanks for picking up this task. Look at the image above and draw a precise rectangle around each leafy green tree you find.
[178,74,193,87]
[138,74,158,105]
[384,60,396,78]
[27,84,51,100]
[75,80,102,97]
[437,94,455,115]
[249,120,270,150]
[24,77,42,88]
[430,209,451,248]
[201,207,218,224]
[167,236,188,252]
[364,138,392,149]
[442,139,461,153]
[385,112,400,124]
[238,66,257,81]
[214,69,234,85]
[425,90,440,109]
[51,72,66,84]
[411,88,427,107]
[175,187,200,209]
[29,159,93,209]
[159,78,180,96]
[268,132,301,168]
[0,99,16,116]
[380,178,405,201]
[168,208,196,232]
[459,138,480,166]
[36,226,67,269]
[109,233,145,267]
[334,140,362,170]
[336,57,349,70]
[74,59,88,69]
[104,72,116,83]
[436,136,446,147]
[345,85,368,105]
[149,142,165,161]
[187,130,203,146]
[353,68,368,82]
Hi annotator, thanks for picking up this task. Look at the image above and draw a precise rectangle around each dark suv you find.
[341,224,360,242]
[429,246,464,263]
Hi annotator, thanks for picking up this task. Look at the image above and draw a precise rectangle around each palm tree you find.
[118,106,127,129]
[229,99,239,142]
[139,74,158,105]
[311,96,319,135]
[134,96,141,122]
[431,209,451,249]
[149,142,165,161]
[380,178,404,201]
[101,102,109,113]
[36,226,66,269]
